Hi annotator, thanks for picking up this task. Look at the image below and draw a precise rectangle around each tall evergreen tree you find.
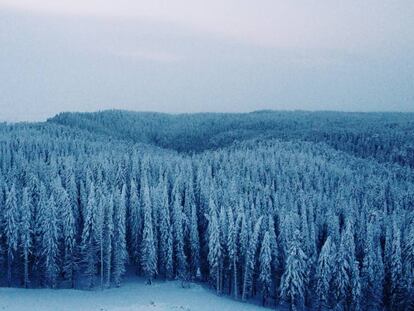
[259,231,272,306]
[158,178,173,279]
[20,187,32,288]
[54,178,77,288]
[207,198,221,294]
[128,178,140,265]
[279,229,308,311]
[361,222,383,310]
[189,199,200,279]
[80,183,98,288]
[103,194,114,287]
[390,217,403,310]
[315,236,335,310]
[334,220,360,310]
[172,184,187,283]
[242,216,263,301]
[43,194,59,288]
[4,184,19,286]
[140,176,157,284]
[113,185,128,287]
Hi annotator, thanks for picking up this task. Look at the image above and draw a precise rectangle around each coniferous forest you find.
[0,110,413,310]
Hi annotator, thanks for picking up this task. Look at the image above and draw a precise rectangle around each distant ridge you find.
[47,109,414,167]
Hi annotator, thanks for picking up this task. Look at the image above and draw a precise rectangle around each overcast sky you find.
[1,0,413,121]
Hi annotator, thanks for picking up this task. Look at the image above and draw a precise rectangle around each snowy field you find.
[0,276,270,311]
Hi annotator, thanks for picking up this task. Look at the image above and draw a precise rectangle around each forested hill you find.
[1,111,414,310]
[48,110,414,167]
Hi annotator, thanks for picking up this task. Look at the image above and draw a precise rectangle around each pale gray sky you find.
[1,0,413,121]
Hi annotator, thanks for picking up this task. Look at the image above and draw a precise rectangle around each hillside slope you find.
[48,110,414,167]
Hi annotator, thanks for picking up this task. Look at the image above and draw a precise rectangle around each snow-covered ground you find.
[0,276,270,311]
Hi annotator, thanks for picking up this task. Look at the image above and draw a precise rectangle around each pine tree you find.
[80,183,98,288]
[207,198,221,294]
[334,220,360,310]
[20,187,32,288]
[172,185,187,283]
[103,194,114,287]
[95,187,105,290]
[383,219,393,306]
[113,185,128,287]
[189,200,200,280]
[259,231,272,306]
[33,183,48,282]
[267,215,279,277]
[390,217,403,310]
[4,184,19,286]
[55,179,77,288]
[403,217,414,309]
[351,259,362,311]
[43,194,59,288]
[315,236,335,310]
[129,178,140,265]
[140,176,157,284]
[158,178,173,278]
[279,229,308,311]
[227,207,238,299]
[242,216,263,301]
[361,222,383,310]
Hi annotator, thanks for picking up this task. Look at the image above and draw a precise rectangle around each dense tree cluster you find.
[0,114,414,310]
[49,110,414,167]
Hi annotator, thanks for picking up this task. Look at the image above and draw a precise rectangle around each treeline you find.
[0,121,413,310]
[48,110,414,167]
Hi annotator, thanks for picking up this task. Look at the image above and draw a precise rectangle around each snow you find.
[0,276,271,311]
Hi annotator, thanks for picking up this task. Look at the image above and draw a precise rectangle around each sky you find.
[0,1,413,121]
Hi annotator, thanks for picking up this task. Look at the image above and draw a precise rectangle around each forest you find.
[0,110,413,310]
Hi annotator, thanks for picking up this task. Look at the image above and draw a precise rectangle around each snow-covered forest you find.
[0,111,413,310]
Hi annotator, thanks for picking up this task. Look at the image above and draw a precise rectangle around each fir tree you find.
[279,229,308,311]
[140,176,157,284]
[172,185,187,284]
[207,198,221,294]
[242,216,263,301]
[80,183,98,288]
[158,178,173,278]
[390,217,403,310]
[259,231,272,306]
[43,194,59,288]
[113,185,128,287]
[4,184,19,286]
[20,187,32,288]
[128,178,140,265]
[315,236,335,310]
[103,194,114,287]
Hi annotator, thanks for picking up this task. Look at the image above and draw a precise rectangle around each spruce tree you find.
[259,231,272,306]
[242,216,263,301]
[207,198,221,294]
[141,176,157,284]
[390,217,403,310]
[315,236,335,310]
[129,178,140,265]
[80,183,98,288]
[103,194,114,287]
[279,229,308,310]
[158,178,173,278]
[20,187,32,288]
[43,194,59,288]
[361,222,383,310]
[4,184,19,286]
[172,185,187,284]
[189,201,200,280]
[113,185,127,287]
